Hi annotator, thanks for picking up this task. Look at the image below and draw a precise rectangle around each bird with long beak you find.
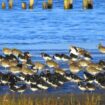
[2,48,12,56]
[98,43,105,54]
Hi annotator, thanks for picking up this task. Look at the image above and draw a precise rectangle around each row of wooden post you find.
[1,0,93,10]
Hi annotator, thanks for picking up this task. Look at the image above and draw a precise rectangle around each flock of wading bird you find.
[0,43,105,93]
[1,0,93,10]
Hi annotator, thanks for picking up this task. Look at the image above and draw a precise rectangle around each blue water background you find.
[0,0,105,50]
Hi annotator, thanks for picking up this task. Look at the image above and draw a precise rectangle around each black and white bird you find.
[61,54,70,62]
[86,83,96,91]
[9,83,27,93]
[83,71,95,83]
[41,53,52,61]
[53,54,62,61]
[78,82,87,91]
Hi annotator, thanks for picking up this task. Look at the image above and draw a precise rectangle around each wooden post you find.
[42,2,48,9]
[69,0,73,9]
[48,0,52,9]
[2,2,6,9]
[29,0,34,9]
[88,0,93,9]
[83,0,93,9]
[64,0,70,9]
[9,0,13,9]
[22,2,27,9]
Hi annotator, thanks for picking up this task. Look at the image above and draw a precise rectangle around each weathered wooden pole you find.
[83,0,88,9]
[47,0,52,9]
[2,2,6,9]
[22,2,27,9]
[64,0,69,9]
[64,0,73,9]
[83,0,93,9]
[42,2,48,9]
[8,0,13,9]
[29,0,34,9]
[88,0,93,9]
[69,0,73,9]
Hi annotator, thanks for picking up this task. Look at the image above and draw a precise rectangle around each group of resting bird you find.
[0,43,105,93]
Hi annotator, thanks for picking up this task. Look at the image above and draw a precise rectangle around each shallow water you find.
[0,0,105,94]
[0,0,105,50]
